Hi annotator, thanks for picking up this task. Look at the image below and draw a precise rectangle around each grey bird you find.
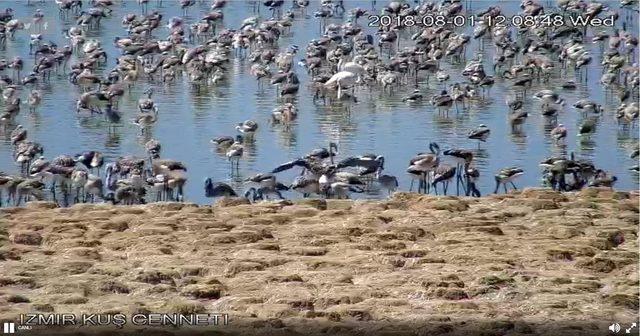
[494,167,524,194]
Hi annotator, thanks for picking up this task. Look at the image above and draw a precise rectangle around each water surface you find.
[0,0,637,204]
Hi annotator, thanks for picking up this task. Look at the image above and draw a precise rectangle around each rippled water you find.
[0,0,638,204]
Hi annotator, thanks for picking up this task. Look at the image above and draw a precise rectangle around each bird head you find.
[429,142,440,154]
[329,142,338,153]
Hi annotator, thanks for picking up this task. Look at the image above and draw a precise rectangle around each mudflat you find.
[0,188,637,336]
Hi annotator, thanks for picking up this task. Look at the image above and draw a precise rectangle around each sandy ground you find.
[0,188,638,336]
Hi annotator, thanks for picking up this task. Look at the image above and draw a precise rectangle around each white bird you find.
[236,120,258,135]
[226,135,244,169]
[325,71,357,99]
[338,56,366,79]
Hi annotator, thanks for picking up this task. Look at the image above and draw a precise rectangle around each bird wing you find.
[271,158,309,173]
[248,173,273,182]
[358,165,378,176]
[161,161,187,171]
[212,183,237,197]
[275,182,289,191]
[443,149,472,159]
[337,156,373,169]
[468,128,490,138]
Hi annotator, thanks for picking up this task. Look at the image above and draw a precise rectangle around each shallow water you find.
[0,0,638,204]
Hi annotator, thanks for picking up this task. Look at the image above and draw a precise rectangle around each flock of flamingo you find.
[0,0,637,206]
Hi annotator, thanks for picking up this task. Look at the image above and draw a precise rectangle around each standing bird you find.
[407,142,441,194]
[431,165,456,195]
[431,90,454,116]
[506,97,524,111]
[180,0,196,15]
[133,109,158,134]
[27,90,42,112]
[226,135,244,170]
[550,124,567,143]
[236,120,258,137]
[10,125,27,145]
[465,165,481,197]
[509,110,529,131]
[15,179,45,205]
[375,168,398,195]
[138,88,158,113]
[145,139,162,160]
[468,124,490,146]
[104,104,121,132]
[578,118,596,137]
[494,167,524,194]
[443,149,473,195]
[83,174,104,203]
[324,71,357,100]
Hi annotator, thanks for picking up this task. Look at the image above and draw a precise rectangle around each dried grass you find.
[0,189,636,335]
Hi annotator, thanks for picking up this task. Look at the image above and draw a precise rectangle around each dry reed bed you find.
[0,188,637,336]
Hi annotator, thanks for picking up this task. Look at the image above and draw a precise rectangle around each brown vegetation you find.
[0,188,637,336]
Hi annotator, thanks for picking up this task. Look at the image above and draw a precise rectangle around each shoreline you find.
[0,188,638,336]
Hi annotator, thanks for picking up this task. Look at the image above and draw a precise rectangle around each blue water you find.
[0,0,637,204]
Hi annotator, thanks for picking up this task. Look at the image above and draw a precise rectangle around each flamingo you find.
[324,71,356,99]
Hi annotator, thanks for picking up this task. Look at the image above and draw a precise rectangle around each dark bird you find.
[204,179,237,197]
[578,118,596,137]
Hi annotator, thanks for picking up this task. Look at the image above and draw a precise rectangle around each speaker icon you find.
[609,323,621,333]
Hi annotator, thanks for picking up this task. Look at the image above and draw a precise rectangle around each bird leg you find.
[50,182,57,201]
[455,165,461,195]
[510,181,518,190]
[457,174,467,195]
[472,183,481,197]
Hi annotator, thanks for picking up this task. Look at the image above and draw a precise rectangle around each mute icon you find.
[610,323,621,333]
